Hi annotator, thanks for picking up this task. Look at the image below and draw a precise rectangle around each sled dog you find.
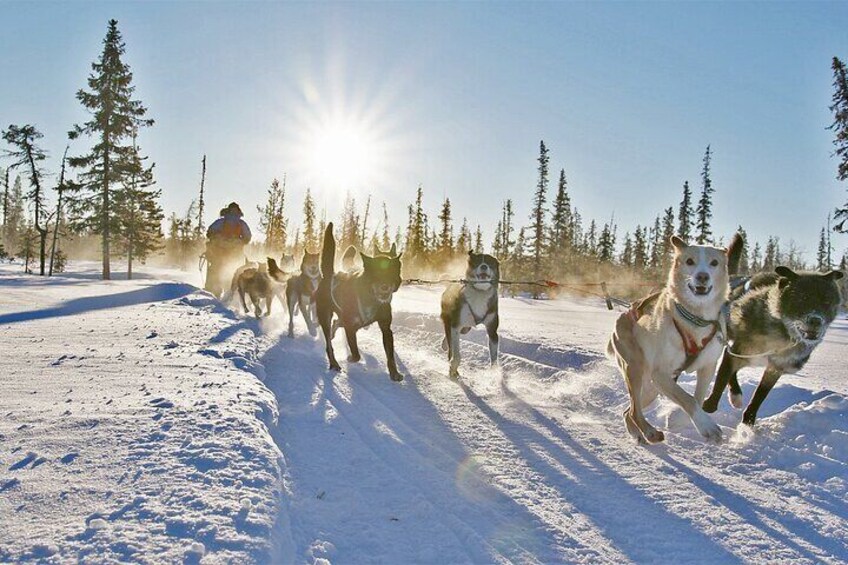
[234,262,283,318]
[269,252,321,338]
[607,235,741,443]
[703,266,843,425]
[440,251,500,378]
[315,223,404,381]
[223,259,259,303]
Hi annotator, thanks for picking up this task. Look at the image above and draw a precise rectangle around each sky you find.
[2,1,848,260]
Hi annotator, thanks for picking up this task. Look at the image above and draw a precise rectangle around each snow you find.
[1,262,846,563]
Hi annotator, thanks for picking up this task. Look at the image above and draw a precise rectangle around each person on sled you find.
[204,202,252,297]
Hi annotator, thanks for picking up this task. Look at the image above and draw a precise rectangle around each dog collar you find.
[674,302,718,329]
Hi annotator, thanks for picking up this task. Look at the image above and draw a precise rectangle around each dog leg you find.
[653,372,721,442]
[345,326,361,363]
[250,291,262,317]
[317,296,341,372]
[728,371,744,409]
[742,366,781,426]
[611,314,664,443]
[308,302,318,337]
[378,316,403,382]
[286,294,296,337]
[486,314,500,367]
[299,298,317,337]
[449,326,461,379]
[239,288,249,314]
[441,317,451,357]
[703,351,736,413]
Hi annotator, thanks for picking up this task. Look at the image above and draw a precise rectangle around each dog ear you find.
[390,242,397,257]
[825,270,844,281]
[468,249,475,257]
[670,235,687,251]
[775,266,799,280]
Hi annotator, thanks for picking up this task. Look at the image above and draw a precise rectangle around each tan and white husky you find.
[607,235,741,444]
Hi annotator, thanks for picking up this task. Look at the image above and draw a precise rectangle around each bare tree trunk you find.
[196,155,206,239]
[49,147,69,276]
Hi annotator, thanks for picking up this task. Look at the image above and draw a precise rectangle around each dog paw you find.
[693,413,723,443]
[287,331,294,338]
[742,411,758,426]
[702,398,718,413]
[643,428,665,444]
[441,338,449,351]
[729,391,744,410]
[329,362,342,372]
[389,372,404,382]
[449,367,460,379]
[347,354,361,363]
[309,328,318,337]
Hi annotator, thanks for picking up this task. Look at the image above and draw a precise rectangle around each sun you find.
[305,119,379,192]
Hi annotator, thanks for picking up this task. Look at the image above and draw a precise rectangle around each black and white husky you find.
[268,252,321,338]
[440,251,500,378]
[703,266,843,425]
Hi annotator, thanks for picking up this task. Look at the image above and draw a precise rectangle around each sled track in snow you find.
[245,302,848,564]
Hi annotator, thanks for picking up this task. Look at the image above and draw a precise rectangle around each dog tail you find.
[321,222,336,279]
[341,244,357,271]
[726,232,744,276]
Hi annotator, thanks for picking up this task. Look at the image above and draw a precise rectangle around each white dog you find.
[607,235,741,444]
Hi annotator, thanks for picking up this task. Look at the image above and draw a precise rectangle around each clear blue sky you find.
[3,1,847,259]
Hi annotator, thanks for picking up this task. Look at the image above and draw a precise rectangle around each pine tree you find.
[118,132,163,278]
[550,168,572,254]
[750,241,762,272]
[18,223,36,274]
[598,222,616,263]
[359,194,371,247]
[763,236,779,271]
[649,215,663,269]
[695,145,715,244]
[339,192,360,249]
[660,207,675,268]
[2,124,49,275]
[48,146,70,276]
[68,19,153,279]
[817,227,829,271]
[492,220,504,258]
[677,180,694,241]
[633,225,648,268]
[529,141,550,281]
[474,225,484,253]
[380,202,391,251]
[406,185,428,260]
[6,175,25,253]
[195,155,206,239]
[831,57,848,230]
[500,199,514,258]
[457,217,471,255]
[258,177,287,253]
[437,197,453,258]
[584,219,598,256]
[513,227,527,268]
[620,232,633,267]
[302,188,318,251]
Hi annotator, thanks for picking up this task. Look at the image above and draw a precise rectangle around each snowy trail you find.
[260,286,848,564]
[2,265,846,563]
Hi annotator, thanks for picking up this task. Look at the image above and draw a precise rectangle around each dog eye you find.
[710,259,718,267]
[686,258,695,266]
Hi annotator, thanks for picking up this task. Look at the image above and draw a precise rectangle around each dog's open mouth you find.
[688,283,713,296]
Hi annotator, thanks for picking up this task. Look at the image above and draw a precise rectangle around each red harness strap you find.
[672,318,718,374]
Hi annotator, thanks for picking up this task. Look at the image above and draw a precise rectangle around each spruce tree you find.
[492,220,503,258]
[695,145,715,244]
[437,197,453,259]
[584,219,598,256]
[457,217,471,255]
[195,155,206,239]
[649,215,663,269]
[660,207,675,268]
[500,199,514,258]
[380,202,391,251]
[302,188,317,251]
[529,141,549,281]
[3,124,49,275]
[118,132,163,278]
[339,192,360,249]
[830,57,848,230]
[550,168,572,255]
[258,177,287,253]
[677,180,694,241]
[406,185,428,260]
[598,223,615,263]
[750,241,762,272]
[68,19,153,279]
[48,147,70,276]
[620,232,633,267]
[633,225,648,268]
[474,225,484,253]
[817,227,829,271]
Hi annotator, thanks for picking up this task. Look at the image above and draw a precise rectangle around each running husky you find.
[234,262,283,318]
[703,266,843,425]
[268,252,321,338]
[440,251,500,378]
[315,223,404,381]
[607,235,741,443]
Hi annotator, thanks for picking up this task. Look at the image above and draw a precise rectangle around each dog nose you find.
[807,314,824,328]
[480,264,489,272]
[695,272,710,285]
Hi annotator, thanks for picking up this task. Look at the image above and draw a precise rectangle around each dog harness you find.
[330,276,375,328]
